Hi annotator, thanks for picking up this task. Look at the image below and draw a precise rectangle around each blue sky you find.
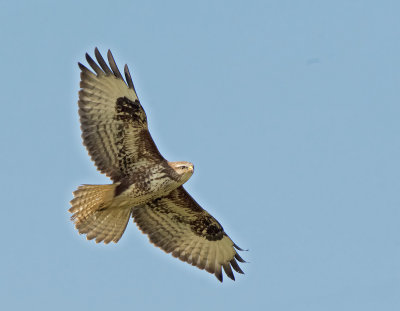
[1,1,399,310]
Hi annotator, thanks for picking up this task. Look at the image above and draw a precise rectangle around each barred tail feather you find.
[69,184,132,244]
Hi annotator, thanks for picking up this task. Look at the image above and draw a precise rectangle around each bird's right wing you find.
[132,186,245,282]
[78,48,164,181]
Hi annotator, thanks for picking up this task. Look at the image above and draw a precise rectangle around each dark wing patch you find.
[115,97,147,125]
[78,48,164,181]
[132,186,245,282]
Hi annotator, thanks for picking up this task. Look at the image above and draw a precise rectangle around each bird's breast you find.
[113,172,181,207]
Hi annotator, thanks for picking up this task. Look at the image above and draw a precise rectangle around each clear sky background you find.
[1,1,399,310]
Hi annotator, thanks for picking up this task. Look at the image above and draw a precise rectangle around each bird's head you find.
[169,161,194,184]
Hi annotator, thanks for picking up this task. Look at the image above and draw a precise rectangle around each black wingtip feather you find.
[94,48,112,74]
[223,263,235,281]
[230,258,244,274]
[233,243,248,251]
[124,64,136,92]
[78,62,89,72]
[215,268,223,282]
[107,50,124,80]
[85,53,103,75]
[235,252,246,263]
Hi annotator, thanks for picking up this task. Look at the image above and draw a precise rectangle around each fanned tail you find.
[69,184,132,244]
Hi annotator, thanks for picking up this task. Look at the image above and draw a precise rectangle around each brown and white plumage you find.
[78,49,164,182]
[133,187,245,281]
[69,48,245,282]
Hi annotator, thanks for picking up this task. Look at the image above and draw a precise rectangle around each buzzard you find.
[69,48,245,282]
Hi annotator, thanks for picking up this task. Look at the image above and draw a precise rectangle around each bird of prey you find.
[69,48,245,282]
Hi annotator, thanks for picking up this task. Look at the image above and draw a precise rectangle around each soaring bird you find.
[70,48,245,282]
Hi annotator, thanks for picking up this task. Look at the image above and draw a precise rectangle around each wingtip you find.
[94,47,101,59]
[230,258,245,274]
[124,64,136,91]
[235,252,246,263]
[215,269,223,283]
[124,64,129,73]
[233,243,248,252]
[106,49,124,80]
[223,263,235,281]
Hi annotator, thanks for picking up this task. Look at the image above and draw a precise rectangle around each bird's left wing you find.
[78,48,164,182]
[132,186,245,282]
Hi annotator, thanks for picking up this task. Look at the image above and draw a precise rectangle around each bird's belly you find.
[113,177,180,207]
